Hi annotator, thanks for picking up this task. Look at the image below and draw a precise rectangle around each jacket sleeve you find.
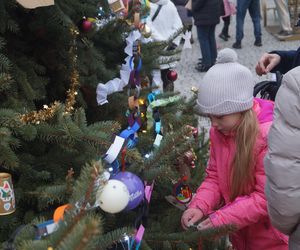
[264,66,300,235]
[209,145,269,229]
[270,50,297,74]
[188,131,222,216]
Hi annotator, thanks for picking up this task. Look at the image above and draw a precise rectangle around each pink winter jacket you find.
[189,98,288,250]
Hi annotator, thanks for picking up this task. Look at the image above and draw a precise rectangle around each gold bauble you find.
[141,24,152,38]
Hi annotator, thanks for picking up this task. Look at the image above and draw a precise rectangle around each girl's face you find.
[209,113,242,135]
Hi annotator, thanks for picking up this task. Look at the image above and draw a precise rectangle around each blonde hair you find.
[230,109,259,201]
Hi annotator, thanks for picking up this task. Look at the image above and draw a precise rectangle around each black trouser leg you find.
[221,16,231,36]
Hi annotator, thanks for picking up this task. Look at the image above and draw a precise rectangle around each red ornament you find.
[167,70,178,81]
[82,19,93,32]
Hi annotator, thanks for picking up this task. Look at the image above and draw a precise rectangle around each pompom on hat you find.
[196,48,255,115]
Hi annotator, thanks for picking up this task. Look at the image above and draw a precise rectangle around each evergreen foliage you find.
[0,0,232,249]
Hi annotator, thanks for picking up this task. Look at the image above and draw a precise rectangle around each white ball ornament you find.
[97,180,130,214]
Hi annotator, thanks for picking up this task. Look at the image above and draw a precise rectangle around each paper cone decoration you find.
[16,0,54,9]
[0,173,16,215]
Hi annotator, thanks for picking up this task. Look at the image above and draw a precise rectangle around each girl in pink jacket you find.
[181,48,288,250]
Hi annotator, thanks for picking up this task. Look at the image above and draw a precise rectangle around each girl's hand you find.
[181,208,204,230]
[197,218,214,230]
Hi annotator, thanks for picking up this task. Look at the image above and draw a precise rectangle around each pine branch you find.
[74,218,100,250]
[16,239,50,250]
[145,225,236,244]
[143,126,193,171]
[65,168,75,197]
[51,161,103,249]
[0,53,11,71]
[0,72,13,91]
[87,121,121,136]
[27,184,67,210]
[0,36,5,49]
[0,143,19,169]
[5,17,19,34]
[73,108,88,129]
[0,109,23,127]
[36,114,115,150]
[12,66,36,101]
[0,127,20,169]
[95,227,135,249]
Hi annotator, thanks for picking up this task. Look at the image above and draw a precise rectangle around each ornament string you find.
[130,181,154,250]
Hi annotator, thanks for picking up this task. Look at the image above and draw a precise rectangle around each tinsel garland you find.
[20,27,80,124]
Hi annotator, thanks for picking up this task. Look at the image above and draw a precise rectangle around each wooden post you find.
[294,0,299,31]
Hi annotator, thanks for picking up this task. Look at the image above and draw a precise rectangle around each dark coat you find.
[271,47,300,74]
[192,0,222,26]
[171,0,193,26]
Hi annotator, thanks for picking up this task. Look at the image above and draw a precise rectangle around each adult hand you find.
[181,208,204,230]
[255,53,281,76]
[197,217,213,230]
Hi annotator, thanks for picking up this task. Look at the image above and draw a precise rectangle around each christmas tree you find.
[0,0,232,249]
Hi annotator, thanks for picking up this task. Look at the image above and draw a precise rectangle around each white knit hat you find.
[196,48,255,115]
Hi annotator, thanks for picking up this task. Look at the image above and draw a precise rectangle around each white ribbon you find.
[182,31,192,50]
[103,135,125,164]
[96,30,142,105]
[96,78,127,105]
[124,30,142,56]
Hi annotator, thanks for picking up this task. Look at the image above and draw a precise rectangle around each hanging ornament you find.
[16,0,54,9]
[185,125,199,139]
[140,23,152,38]
[108,0,125,13]
[183,150,197,168]
[167,70,178,81]
[111,171,144,210]
[0,173,16,215]
[138,98,147,133]
[96,180,130,213]
[141,76,150,88]
[173,181,192,204]
[79,17,93,32]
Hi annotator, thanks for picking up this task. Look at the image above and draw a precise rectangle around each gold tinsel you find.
[20,26,80,124]
[20,101,60,124]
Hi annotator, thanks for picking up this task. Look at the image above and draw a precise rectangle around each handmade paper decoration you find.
[0,173,16,215]
[16,0,54,9]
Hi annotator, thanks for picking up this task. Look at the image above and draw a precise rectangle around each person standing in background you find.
[232,0,262,49]
[274,0,293,38]
[147,0,183,91]
[219,0,236,41]
[172,0,194,43]
[193,0,222,72]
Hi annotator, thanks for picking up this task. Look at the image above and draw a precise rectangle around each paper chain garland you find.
[96,30,144,105]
